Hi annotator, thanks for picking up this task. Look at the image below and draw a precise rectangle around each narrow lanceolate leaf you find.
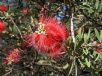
[83,48,89,55]
[12,25,19,34]
[85,58,91,67]
[83,29,91,43]
[98,3,102,12]
[87,29,91,41]
[77,28,83,41]
[84,34,88,43]
[100,30,102,41]
[95,0,99,10]
[94,28,101,42]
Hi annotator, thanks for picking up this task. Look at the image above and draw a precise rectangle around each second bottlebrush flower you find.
[3,49,21,65]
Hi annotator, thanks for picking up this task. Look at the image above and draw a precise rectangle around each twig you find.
[3,68,12,76]
[71,13,75,44]
[81,42,102,48]
[68,57,75,76]
[9,17,23,40]
[75,60,78,76]
[35,62,63,71]
[69,12,78,76]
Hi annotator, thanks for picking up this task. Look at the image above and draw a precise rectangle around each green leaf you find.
[85,58,91,67]
[12,25,19,34]
[93,51,99,61]
[77,28,83,41]
[83,48,89,55]
[84,29,91,43]
[88,8,94,14]
[100,30,102,41]
[78,59,85,68]
[95,54,99,61]
[95,0,99,10]
[98,3,102,12]
[84,34,88,43]
[87,29,91,41]
[94,28,101,42]
[99,54,102,59]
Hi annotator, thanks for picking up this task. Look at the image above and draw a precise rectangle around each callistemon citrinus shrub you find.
[1,0,102,76]
[24,17,69,58]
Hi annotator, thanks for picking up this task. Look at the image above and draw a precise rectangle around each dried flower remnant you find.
[96,48,102,55]
[3,49,21,65]
[24,17,69,59]
[21,8,29,15]
[94,42,102,55]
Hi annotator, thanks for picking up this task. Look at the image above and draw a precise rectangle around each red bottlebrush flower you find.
[0,21,6,32]
[3,49,21,65]
[24,17,69,59]
[0,5,8,12]
[21,8,29,15]
[39,17,68,41]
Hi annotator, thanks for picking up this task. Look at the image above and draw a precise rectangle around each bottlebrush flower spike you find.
[24,17,69,59]
[0,21,6,32]
[0,4,8,12]
[3,49,21,65]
